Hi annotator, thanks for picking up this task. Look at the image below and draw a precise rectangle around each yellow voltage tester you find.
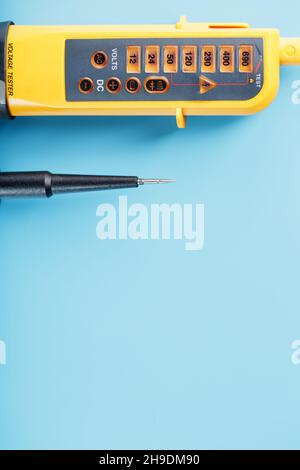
[1,17,300,128]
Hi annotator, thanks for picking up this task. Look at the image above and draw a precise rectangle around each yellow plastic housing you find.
[5,17,298,127]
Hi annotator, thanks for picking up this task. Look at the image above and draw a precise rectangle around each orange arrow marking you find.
[200,75,218,95]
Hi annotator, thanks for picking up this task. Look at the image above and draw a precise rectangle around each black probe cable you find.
[0,172,175,198]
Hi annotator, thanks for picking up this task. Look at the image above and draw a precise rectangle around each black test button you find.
[78,77,94,94]
[125,77,142,94]
[144,76,170,94]
[106,77,122,94]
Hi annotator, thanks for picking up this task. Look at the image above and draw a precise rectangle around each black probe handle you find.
[0,172,139,198]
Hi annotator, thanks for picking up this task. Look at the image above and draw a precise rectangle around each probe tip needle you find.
[139,178,176,185]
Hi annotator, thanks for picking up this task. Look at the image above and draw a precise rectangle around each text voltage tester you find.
[1,16,300,127]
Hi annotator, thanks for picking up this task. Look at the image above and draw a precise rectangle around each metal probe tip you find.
[138,178,176,185]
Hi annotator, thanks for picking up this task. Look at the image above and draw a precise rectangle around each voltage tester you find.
[1,16,300,128]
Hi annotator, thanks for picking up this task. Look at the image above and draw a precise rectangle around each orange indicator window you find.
[164,46,178,73]
[201,45,216,73]
[182,46,198,73]
[145,46,160,73]
[127,46,141,74]
[220,46,235,73]
[239,45,254,73]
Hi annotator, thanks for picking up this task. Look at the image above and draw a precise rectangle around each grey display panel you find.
[65,38,264,102]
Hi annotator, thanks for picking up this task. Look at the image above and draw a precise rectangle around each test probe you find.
[0,172,174,199]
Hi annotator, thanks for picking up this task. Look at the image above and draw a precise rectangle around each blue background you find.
[1,0,300,450]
